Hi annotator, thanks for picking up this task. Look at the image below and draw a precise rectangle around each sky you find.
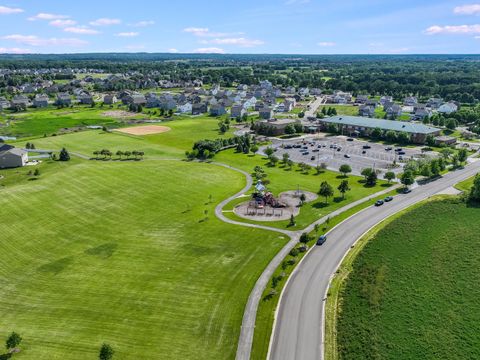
[1,0,480,54]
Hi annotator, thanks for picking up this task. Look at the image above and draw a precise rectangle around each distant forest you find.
[1,53,480,103]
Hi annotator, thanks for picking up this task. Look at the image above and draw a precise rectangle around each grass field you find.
[336,198,480,359]
[216,150,390,229]
[455,175,475,192]
[0,159,287,359]
[318,105,359,116]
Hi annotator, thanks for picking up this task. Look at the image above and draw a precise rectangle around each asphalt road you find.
[269,160,480,360]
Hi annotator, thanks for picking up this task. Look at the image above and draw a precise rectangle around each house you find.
[0,144,28,169]
[145,93,160,108]
[103,94,117,105]
[358,105,375,117]
[177,102,192,114]
[434,136,457,146]
[10,95,29,110]
[380,96,393,106]
[33,94,49,108]
[260,80,273,90]
[403,96,418,106]
[231,104,246,119]
[310,88,322,96]
[56,93,72,106]
[259,106,273,120]
[412,107,432,121]
[209,104,226,116]
[438,102,458,114]
[192,102,208,115]
[77,93,93,105]
[365,99,378,108]
[385,104,402,118]
[285,86,296,95]
[284,98,296,112]
[355,95,369,104]
[124,94,146,106]
[427,98,443,109]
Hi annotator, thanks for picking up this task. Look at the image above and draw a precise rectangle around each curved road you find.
[269,160,480,360]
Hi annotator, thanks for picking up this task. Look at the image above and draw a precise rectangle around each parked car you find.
[344,154,351,158]
[311,156,316,161]
[363,145,372,149]
[362,150,367,154]
[375,200,385,206]
[384,196,394,202]
[347,138,354,142]
[402,188,412,194]
[398,151,406,155]
[385,147,393,151]
[317,235,327,246]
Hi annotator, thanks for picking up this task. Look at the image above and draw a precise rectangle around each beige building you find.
[0,144,28,169]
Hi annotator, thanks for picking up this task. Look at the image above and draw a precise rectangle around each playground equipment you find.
[245,180,287,217]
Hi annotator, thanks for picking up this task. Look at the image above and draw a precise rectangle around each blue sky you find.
[1,0,480,54]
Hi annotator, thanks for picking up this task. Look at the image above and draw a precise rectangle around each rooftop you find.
[320,116,441,135]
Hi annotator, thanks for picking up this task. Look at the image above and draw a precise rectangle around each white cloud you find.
[168,48,179,53]
[201,37,264,47]
[116,32,139,37]
[49,19,77,27]
[425,24,480,35]
[193,47,225,54]
[130,20,155,27]
[28,13,69,21]
[0,47,30,54]
[0,5,23,14]
[3,34,88,47]
[454,4,480,15]
[90,18,121,26]
[183,27,236,38]
[317,41,336,47]
[64,26,100,35]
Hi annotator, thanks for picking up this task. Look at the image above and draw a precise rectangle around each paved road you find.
[305,96,326,118]
[269,160,480,360]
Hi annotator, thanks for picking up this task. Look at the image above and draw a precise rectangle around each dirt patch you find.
[102,110,138,118]
[115,125,171,136]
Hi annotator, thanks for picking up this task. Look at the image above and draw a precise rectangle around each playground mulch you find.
[115,125,171,135]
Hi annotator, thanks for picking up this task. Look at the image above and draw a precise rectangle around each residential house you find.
[427,98,443,109]
[259,106,273,120]
[358,105,375,117]
[438,102,458,114]
[103,94,117,105]
[192,102,208,115]
[380,96,393,106]
[124,94,146,106]
[284,98,296,112]
[355,95,369,104]
[231,104,246,119]
[33,94,49,108]
[385,104,402,118]
[209,104,226,117]
[0,144,28,169]
[78,93,93,105]
[56,93,72,106]
[177,102,192,114]
[403,96,418,106]
[11,95,29,109]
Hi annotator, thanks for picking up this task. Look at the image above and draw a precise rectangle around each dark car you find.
[344,154,351,158]
[311,156,316,161]
[285,145,293,149]
[347,138,354,142]
[385,147,393,151]
[337,148,342,152]
[303,151,310,155]
[398,151,406,155]
[317,235,327,246]
[402,188,412,194]
[395,148,403,152]
[363,145,372,149]
[362,150,367,154]
[384,196,394,202]
[375,200,385,206]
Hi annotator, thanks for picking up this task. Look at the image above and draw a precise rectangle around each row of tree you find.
[92,149,145,160]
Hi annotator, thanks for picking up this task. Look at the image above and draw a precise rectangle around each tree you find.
[426,135,436,147]
[430,159,440,177]
[299,193,307,206]
[288,214,296,227]
[59,148,70,161]
[264,147,274,157]
[366,171,378,186]
[361,167,373,181]
[250,145,259,156]
[299,232,310,243]
[318,181,334,203]
[458,148,468,163]
[116,150,123,159]
[99,343,114,360]
[446,119,457,130]
[286,159,294,170]
[282,152,290,164]
[420,164,432,178]
[269,155,279,167]
[284,123,296,135]
[385,130,397,143]
[33,168,40,177]
[371,128,382,139]
[440,148,453,160]
[6,332,22,350]
[397,132,410,144]
[401,170,415,188]
[384,171,396,183]
[339,164,352,177]
[469,174,480,203]
[337,180,351,199]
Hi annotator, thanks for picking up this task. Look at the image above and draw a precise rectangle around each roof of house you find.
[320,116,441,134]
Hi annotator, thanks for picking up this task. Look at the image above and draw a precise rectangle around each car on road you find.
[344,154,351,158]
[385,147,393,151]
[317,235,327,246]
[384,196,394,202]
[375,200,385,206]
[402,188,412,194]
[337,148,342,152]
[362,150,367,154]
[363,145,372,149]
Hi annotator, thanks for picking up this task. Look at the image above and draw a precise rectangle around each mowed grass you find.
[216,150,390,229]
[10,116,228,159]
[0,160,287,359]
[336,198,480,359]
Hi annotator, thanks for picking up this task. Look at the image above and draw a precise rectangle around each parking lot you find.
[266,135,431,175]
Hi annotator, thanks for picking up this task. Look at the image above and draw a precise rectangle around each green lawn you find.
[216,150,390,230]
[318,105,358,116]
[0,159,287,359]
[455,176,476,192]
[336,198,480,359]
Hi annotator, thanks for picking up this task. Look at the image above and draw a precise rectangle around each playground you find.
[234,181,318,221]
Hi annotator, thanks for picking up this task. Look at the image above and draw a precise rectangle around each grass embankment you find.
[330,197,480,360]
[0,160,288,359]
[216,150,390,230]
